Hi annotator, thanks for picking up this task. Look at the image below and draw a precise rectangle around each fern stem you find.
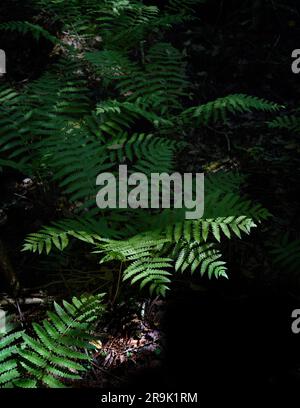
[112,262,123,306]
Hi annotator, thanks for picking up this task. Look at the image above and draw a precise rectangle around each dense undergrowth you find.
[0,0,300,392]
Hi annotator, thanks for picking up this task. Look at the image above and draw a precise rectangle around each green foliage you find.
[268,114,300,132]
[164,216,256,243]
[182,94,282,126]
[0,0,278,299]
[86,42,189,113]
[269,234,300,273]
[0,317,23,388]
[0,21,59,44]
[172,240,227,278]
[0,295,105,388]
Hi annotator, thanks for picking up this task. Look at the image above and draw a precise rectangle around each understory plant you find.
[0,0,284,387]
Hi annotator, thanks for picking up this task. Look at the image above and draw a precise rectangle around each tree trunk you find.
[0,239,20,295]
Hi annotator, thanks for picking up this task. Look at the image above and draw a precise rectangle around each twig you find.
[0,297,51,307]
[112,262,123,306]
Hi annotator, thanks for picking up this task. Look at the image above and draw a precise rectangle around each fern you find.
[173,240,227,278]
[1,0,277,299]
[166,0,206,16]
[107,132,183,173]
[23,218,105,255]
[268,234,300,273]
[86,42,189,113]
[0,317,23,388]
[182,94,282,126]
[123,257,173,296]
[268,114,300,132]
[0,295,105,388]
[0,21,59,44]
[165,217,256,244]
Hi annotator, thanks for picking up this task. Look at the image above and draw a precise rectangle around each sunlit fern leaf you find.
[123,257,173,296]
[0,317,23,388]
[22,216,115,255]
[94,235,169,263]
[17,294,105,388]
[165,217,256,243]
[173,240,218,273]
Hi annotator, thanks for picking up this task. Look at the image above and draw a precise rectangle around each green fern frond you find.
[95,235,169,263]
[182,94,282,126]
[173,240,227,278]
[97,2,160,49]
[96,99,172,127]
[107,132,183,173]
[269,234,300,273]
[0,21,59,44]
[268,114,300,131]
[165,217,256,243]
[87,42,188,113]
[166,0,206,16]
[22,215,117,255]
[123,257,173,296]
[17,294,105,388]
[205,171,247,194]
[0,317,23,388]
[204,191,271,221]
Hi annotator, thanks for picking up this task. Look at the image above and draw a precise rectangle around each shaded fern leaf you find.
[107,133,183,173]
[182,94,282,126]
[268,114,300,132]
[0,21,59,44]
[269,234,300,273]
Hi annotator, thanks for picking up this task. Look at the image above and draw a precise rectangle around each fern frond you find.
[95,235,169,263]
[123,257,172,296]
[166,0,206,16]
[182,94,282,126]
[268,114,300,131]
[269,234,300,273]
[0,21,59,44]
[165,217,256,243]
[172,240,227,278]
[0,317,23,388]
[86,42,188,113]
[22,215,120,254]
[204,191,271,221]
[17,294,105,388]
[106,132,183,174]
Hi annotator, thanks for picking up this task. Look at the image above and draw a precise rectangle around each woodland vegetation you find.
[0,0,300,401]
